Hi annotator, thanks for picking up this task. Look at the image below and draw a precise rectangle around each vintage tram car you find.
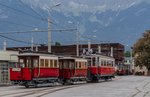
[10,52,87,87]
[82,54,115,82]
[59,57,87,84]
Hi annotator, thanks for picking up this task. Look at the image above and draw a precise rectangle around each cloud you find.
[0,9,8,19]
[22,0,146,15]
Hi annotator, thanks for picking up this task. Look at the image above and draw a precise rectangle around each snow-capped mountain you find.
[0,0,150,48]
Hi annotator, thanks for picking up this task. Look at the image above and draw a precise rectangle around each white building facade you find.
[0,50,18,85]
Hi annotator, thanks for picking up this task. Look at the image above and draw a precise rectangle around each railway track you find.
[0,85,81,97]
[0,78,117,97]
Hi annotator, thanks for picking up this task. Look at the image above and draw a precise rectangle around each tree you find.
[133,30,150,75]
[125,51,131,57]
[55,42,61,46]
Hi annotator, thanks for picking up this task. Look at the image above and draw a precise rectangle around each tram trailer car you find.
[59,57,87,84]
[82,54,115,82]
[10,53,60,88]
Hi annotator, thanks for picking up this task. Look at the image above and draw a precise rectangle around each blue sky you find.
[0,0,150,49]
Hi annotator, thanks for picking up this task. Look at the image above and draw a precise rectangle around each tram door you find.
[69,60,75,77]
[59,59,75,79]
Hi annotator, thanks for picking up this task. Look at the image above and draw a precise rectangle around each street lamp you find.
[47,3,61,53]
[68,21,79,56]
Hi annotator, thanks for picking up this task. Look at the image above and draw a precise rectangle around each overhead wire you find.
[0,20,39,28]
[18,0,46,21]
[0,2,48,23]
[0,28,77,34]
[0,34,38,45]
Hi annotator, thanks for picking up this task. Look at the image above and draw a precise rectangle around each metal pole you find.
[48,18,51,53]
[98,45,101,54]
[88,40,91,52]
[31,37,34,51]
[76,29,79,56]
[3,40,6,51]
[110,47,113,57]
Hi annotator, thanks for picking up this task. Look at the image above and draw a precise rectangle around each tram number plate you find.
[12,68,21,71]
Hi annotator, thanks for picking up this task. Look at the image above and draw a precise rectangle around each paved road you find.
[44,76,150,97]
[0,76,150,97]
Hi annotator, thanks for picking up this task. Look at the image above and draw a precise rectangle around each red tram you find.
[82,54,115,81]
[10,52,115,88]
[10,52,60,88]
[59,57,87,84]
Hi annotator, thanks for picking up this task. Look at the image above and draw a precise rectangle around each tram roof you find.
[17,51,59,57]
[59,56,87,62]
[82,54,114,59]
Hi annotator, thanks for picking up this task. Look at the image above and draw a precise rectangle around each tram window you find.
[19,59,25,68]
[54,60,58,68]
[75,62,78,68]
[79,62,82,68]
[82,62,86,69]
[92,59,96,66]
[107,61,109,66]
[101,60,104,66]
[104,60,106,66]
[40,59,44,67]
[81,62,84,68]
[33,59,38,67]
[45,59,49,67]
[70,61,75,69]
[26,57,31,68]
[50,60,53,68]
[88,60,91,66]
[64,61,69,68]
[59,61,63,69]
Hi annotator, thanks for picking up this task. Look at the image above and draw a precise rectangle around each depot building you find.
[0,50,18,85]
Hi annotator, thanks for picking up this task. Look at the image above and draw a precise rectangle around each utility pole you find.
[47,3,61,53]
[76,29,79,56]
[48,18,51,53]
[31,37,34,51]
[88,40,91,53]
[98,45,101,54]
[3,40,6,51]
[110,47,113,57]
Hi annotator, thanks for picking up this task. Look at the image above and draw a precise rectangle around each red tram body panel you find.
[10,68,22,81]
[89,66,98,75]
[33,68,59,78]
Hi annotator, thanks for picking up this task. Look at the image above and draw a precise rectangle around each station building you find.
[0,50,18,85]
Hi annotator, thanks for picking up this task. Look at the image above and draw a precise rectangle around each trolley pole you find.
[48,18,51,53]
